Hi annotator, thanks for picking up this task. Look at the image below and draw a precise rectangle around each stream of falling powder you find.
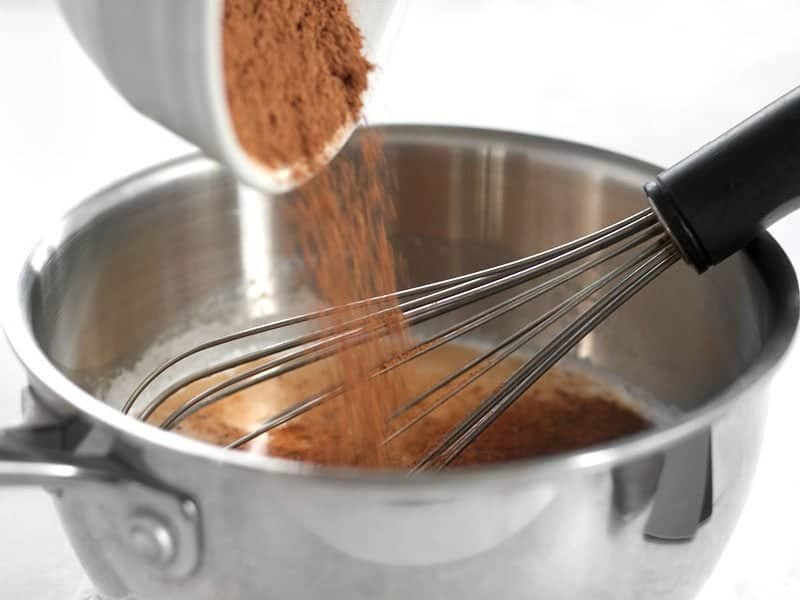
[290,131,411,467]
[224,0,411,466]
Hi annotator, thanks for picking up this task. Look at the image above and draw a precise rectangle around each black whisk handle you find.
[645,85,800,273]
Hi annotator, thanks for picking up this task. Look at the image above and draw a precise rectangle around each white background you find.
[1,0,800,598]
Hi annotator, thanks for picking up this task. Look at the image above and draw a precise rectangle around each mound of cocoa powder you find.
[223,0,373,173]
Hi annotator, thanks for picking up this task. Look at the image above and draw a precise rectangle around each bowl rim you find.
[4,124,798,487]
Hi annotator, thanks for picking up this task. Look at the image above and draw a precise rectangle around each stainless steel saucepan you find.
[1,126,797,599]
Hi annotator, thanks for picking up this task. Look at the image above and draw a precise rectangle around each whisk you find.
[123,85,800,471]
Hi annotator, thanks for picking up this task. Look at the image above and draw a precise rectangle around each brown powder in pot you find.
[156,349,652,469]
[223,0,373,173]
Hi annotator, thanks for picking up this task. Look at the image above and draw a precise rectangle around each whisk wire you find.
[125,209,657,416]
[125,208,679,469]
[155,220,662,430]
[383,237,671,446]
[413,242,680,471]
[225,223,664,448]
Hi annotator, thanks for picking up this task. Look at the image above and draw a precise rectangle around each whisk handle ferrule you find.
[645,84,800,273]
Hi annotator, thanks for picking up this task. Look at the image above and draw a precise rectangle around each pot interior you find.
[20,126,795,435]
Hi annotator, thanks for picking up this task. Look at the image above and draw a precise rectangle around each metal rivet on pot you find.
[127,513,176,567]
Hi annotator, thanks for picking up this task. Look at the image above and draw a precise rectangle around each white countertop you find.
[1,1,800,598]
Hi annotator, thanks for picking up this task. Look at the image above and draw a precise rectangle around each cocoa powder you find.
[224,0,373,173]
[158,350,651,469]
[291,132,411,467]
[224,0,408,467]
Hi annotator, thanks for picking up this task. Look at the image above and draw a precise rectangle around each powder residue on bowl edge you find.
[223,0,374,175]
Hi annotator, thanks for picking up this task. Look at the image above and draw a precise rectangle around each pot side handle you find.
[0,456,116,488]
[0,387,202,580]
[0,409,121,488]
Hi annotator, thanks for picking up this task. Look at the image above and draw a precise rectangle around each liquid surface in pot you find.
[148,344,650,468]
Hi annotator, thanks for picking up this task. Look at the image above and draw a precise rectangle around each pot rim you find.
[4,125,798,487]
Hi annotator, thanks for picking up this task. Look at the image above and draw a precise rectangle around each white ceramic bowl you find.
[57,0,407,193]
